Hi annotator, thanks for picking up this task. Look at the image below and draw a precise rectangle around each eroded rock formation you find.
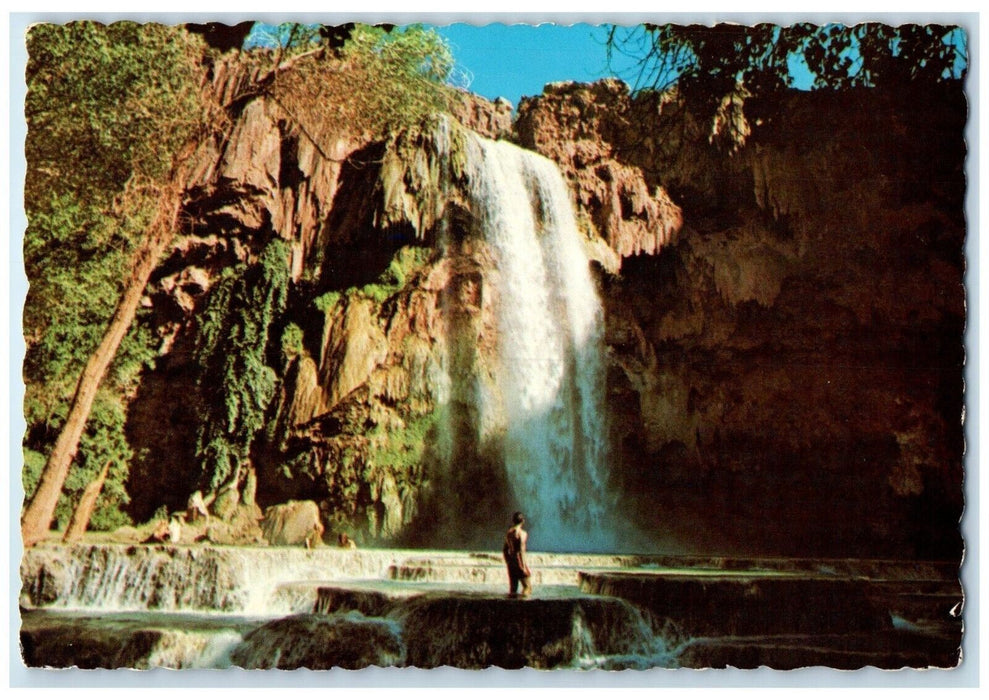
[122,63,964,559]
[518,80,965,558]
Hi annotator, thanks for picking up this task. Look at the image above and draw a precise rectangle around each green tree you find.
[266,24,455,151]
[607,23,967,148]
[22,22,212,543]
[192,239,290,499]
[21,21,460,545]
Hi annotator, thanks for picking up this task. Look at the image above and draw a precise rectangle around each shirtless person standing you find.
[502,511,532,598]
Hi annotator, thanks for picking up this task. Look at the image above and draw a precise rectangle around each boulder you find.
[260,500,325,547]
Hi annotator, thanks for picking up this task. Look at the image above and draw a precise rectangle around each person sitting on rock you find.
[503,511,532,598]
[304,519,325,549]
[145,519,171,544]
[185,491,210,524]
[167,514,184,544]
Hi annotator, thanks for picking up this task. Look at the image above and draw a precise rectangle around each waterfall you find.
[20,544,423,614]
[440,127,616,552]
[22,545,686,670]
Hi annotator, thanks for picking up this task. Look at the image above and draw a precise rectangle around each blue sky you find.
[247,22,969,107]
[435,23,635,106]
[247,22,635,107]
[435,23,968,103]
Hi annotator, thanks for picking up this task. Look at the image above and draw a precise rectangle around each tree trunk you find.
[20,49,326,548]
[21,185,184,547]
[62,460,112,543]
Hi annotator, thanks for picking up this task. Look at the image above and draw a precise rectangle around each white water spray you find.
[441,126,616,551]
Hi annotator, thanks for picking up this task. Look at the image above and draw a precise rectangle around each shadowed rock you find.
[581,571,891,636]
[395,593,669,669]
[230,613,404,669]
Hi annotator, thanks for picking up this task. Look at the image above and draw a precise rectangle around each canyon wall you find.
[517,79,965,558]
[123,69,965,559]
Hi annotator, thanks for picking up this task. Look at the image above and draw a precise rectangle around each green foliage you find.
[797,23,967,88]
[607,23,967,146]
[315,245,431,313]
[314,290,343,313]
[193,239,291,493]
[370,413,436,474]
[269,23,455,144]
[22,202,160,417]
[69,394,134,531]
[21,450,46,519]
[344,24,453,86]
[358,245,432,303]
[280,322,305,363]
[610,23,966,97]
[22,391,134,531]
[358,283,397,305]
[24,22,207,391]
[23,22,209,528]
[247,23,322,51]
[308,410,437,531]
[382,245,433,288]
[25,22,206,211]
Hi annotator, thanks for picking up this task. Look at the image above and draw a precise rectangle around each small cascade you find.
[437,124,617,551]
[20,544,420,614]
[19,610,249,670]
[145,629,245,669]
[20,545,960,670]
[394,593,676,670]
[568,599,680,670]
[229,613,406,670]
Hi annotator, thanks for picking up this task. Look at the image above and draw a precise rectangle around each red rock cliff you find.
[518,79,966,558]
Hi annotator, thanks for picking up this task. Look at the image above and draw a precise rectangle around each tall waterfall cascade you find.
[436,122,617,552]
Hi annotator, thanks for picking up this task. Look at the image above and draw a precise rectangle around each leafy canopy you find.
[608,23,967,98]
[192,239,291,495]
[605,23,967,149]
[23,22,210,529]
[25,21,207,210]
[266,23,456,145]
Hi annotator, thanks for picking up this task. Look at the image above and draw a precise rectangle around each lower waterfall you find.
[20,544,958,670]
[19,545,682,670]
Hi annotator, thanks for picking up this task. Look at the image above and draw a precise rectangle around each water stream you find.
[438,125,616,551]
[20,544,959,670]
[20,544,678,670]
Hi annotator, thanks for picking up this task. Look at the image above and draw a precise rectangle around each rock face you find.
[519,80,965,559]
[120,59,964,560]
[260,500,324,546]
[516,80,684,266]
[230,614,405,669]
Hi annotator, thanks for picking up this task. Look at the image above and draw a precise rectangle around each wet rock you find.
[520,79,965,559]
[318,297,388,411]
[314,586,398,617]
[20,609,253,669]
[230,614,404,669]
[19,552,70,607]
[212,487,240,521]
[397,593,664,669]
[116,59,963,560]
[204,504,265,546]
[21,619,162,669]
[516,79,684,267]
[449,92,513,139]
[676,630,962,670]
[580,571,892,637]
